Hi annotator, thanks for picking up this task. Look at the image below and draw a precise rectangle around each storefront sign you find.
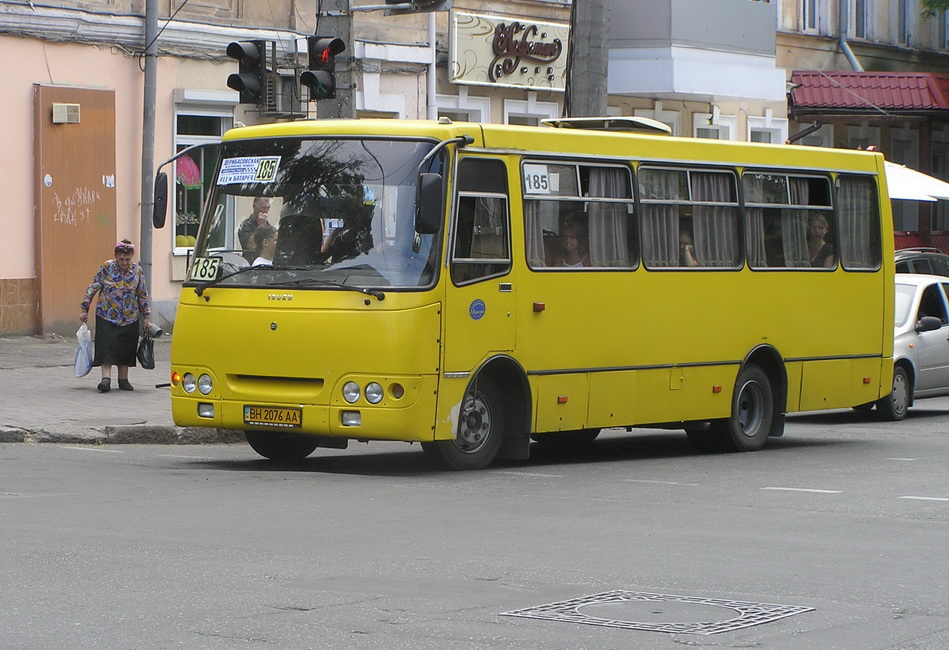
[450,11,569,91]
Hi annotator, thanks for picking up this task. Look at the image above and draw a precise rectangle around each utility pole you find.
[316,0,355,119]
[565,0,610,117]
[140,0,158,288]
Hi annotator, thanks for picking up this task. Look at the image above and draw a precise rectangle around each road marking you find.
[63,446,122,453]
[493,470,563,478]
[899,496,949,502]
[621,479,699,486]
[761,487,842,494]
[159,454,213,459]
[885,457,918,461]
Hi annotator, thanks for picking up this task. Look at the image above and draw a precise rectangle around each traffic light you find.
[301,36,345,101]
[226,40,268,105]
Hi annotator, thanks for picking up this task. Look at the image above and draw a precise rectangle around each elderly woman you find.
[80,239,152,392]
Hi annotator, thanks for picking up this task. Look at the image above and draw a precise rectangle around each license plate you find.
[243,406,302,428]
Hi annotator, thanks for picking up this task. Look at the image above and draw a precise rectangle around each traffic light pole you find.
[316,0,355,119]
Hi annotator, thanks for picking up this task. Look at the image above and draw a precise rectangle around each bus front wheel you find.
[710,365,773,452]
[244,430,319,462]
[422,377,505,471]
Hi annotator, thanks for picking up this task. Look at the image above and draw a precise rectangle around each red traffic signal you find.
[301,36,346,101]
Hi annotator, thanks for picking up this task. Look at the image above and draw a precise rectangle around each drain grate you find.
[501,590,814,635]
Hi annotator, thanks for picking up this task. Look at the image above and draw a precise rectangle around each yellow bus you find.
[156,117,894,469]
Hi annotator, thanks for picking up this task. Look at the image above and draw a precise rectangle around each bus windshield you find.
[194,137,443,290]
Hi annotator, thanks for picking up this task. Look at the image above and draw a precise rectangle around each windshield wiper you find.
[269,277,385,301]
[194,264,305,297]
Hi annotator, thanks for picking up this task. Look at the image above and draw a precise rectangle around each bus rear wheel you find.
[421,377,505,471]
[710,365,773,452]
[244,430,319,461]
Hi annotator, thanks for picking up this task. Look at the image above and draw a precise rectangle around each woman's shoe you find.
[118,379,134,391]
[97,378,111,393]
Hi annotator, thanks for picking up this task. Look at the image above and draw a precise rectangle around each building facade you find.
[4,0,949,336]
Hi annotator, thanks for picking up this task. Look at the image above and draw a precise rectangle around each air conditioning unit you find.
[52,103,81,124]
[262,73,306,118]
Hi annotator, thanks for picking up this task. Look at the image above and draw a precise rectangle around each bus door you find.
[443,158,515,373]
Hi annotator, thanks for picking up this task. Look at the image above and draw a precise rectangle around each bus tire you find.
[531,428,600,447]
[876,365,910,422]
[421,377,505,471]
[244,430,319,461]
[710,365,773,452]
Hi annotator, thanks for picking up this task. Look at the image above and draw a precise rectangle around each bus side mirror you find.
[153,171,168,229]
[416,172,443,235]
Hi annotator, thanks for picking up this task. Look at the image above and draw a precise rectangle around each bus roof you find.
[222,118,884,173]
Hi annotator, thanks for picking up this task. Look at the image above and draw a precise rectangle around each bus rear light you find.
[390,383,405,399]
[341,411,361,426]
[197,403,215,418]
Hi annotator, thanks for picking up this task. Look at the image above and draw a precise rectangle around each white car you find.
[874,273,949,420]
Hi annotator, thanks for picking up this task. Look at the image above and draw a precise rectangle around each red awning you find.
[790,71,949,117]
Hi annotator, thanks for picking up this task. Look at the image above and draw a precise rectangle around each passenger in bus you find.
[251,224,277,266]
[238,197,272,262]
[679,233,699,267]
[807,214,834,268]
[561,219,590,267]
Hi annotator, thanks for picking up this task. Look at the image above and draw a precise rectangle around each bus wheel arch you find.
[423,356,530,470]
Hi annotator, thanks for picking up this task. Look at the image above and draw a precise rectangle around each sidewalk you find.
[0,333,241,445]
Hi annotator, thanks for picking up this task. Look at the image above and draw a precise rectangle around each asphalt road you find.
[1,400,947,649]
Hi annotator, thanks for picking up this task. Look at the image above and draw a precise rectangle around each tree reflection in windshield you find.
[200,137,443,289]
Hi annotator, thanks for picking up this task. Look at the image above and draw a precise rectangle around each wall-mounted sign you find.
[450,11,569,92]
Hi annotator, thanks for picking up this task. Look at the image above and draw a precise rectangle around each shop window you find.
[174,112,231,252]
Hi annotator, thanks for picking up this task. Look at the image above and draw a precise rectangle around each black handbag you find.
[137,334,155,370]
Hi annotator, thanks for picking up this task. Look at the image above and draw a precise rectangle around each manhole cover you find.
[501,590,814,635]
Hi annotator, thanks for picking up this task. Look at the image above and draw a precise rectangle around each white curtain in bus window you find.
[690,171,740,267]
[640,168,685,267]
[588,168,634,267]
[837,175,882,270]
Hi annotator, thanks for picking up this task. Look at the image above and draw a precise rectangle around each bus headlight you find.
[197,374,213,395]
[342,381,360,403]
[182,373,196,393]
[365,382,384,404]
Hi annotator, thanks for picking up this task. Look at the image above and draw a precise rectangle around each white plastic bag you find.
[74,323,94,378]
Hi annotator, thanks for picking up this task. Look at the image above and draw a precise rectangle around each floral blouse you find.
[81,260,151,327]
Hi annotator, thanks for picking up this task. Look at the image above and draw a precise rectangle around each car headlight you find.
[365,382,383,404]
[342,381,360,404]
[197,374,213,395]
[182,373,196,394]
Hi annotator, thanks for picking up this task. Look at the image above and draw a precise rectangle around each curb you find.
[0,425,245,445]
